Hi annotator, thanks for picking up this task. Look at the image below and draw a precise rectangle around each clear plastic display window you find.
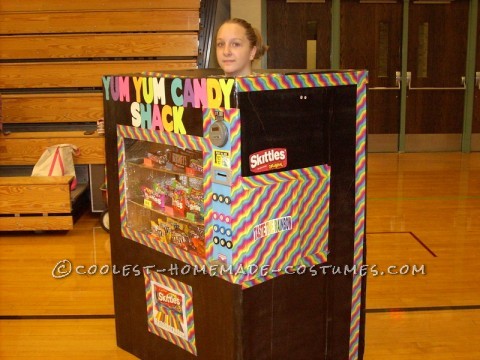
[123,139,205,259]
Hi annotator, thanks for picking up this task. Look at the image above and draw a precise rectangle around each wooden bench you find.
[0,0,201,231]
[0,176,76,231]
[0,115,107,230]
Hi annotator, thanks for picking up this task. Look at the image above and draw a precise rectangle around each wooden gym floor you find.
[1,152,479,359]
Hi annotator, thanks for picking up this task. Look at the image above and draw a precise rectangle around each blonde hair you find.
[219,18,269,60]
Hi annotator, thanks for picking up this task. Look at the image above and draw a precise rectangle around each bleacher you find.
[0,0,201,231]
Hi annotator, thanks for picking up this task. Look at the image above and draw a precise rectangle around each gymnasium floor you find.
[1,152,479,359]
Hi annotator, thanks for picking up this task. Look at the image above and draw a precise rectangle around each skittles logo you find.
[249,148,288,173]
[156,287,183,314]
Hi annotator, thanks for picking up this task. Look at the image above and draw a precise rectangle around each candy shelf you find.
[122,140,205,258]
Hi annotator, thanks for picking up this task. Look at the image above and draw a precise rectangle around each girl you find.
[216,18,268,77]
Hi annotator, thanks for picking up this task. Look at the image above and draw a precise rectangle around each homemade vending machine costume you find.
[103,69,367,359]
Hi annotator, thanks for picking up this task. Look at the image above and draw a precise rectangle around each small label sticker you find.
[249,148,287,173]
[144,199,153,209]
[214,150,231,168]
[253,216,293,240]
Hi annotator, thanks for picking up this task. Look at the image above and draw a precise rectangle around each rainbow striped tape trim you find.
[348,70,368,360]
[235,71,359,92]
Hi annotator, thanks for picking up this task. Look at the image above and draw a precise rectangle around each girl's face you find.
[216,23,257,77]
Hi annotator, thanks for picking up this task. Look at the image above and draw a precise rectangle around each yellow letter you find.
[207,78,222,108]
[219,78,234,109]
[173,106,186,134]
[132,77,143,102]
[162,105,174,132]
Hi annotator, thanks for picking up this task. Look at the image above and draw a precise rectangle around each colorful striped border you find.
[144,270,196,355]
[117,125,209,151]
[235,71,358,92]
[116,133,127,228]
[348,70,368,360]
[298,165,330,267]
[202,108,216,262]
[141,71,199,79]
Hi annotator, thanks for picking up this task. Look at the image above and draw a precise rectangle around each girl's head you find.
[216,18,268,77]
